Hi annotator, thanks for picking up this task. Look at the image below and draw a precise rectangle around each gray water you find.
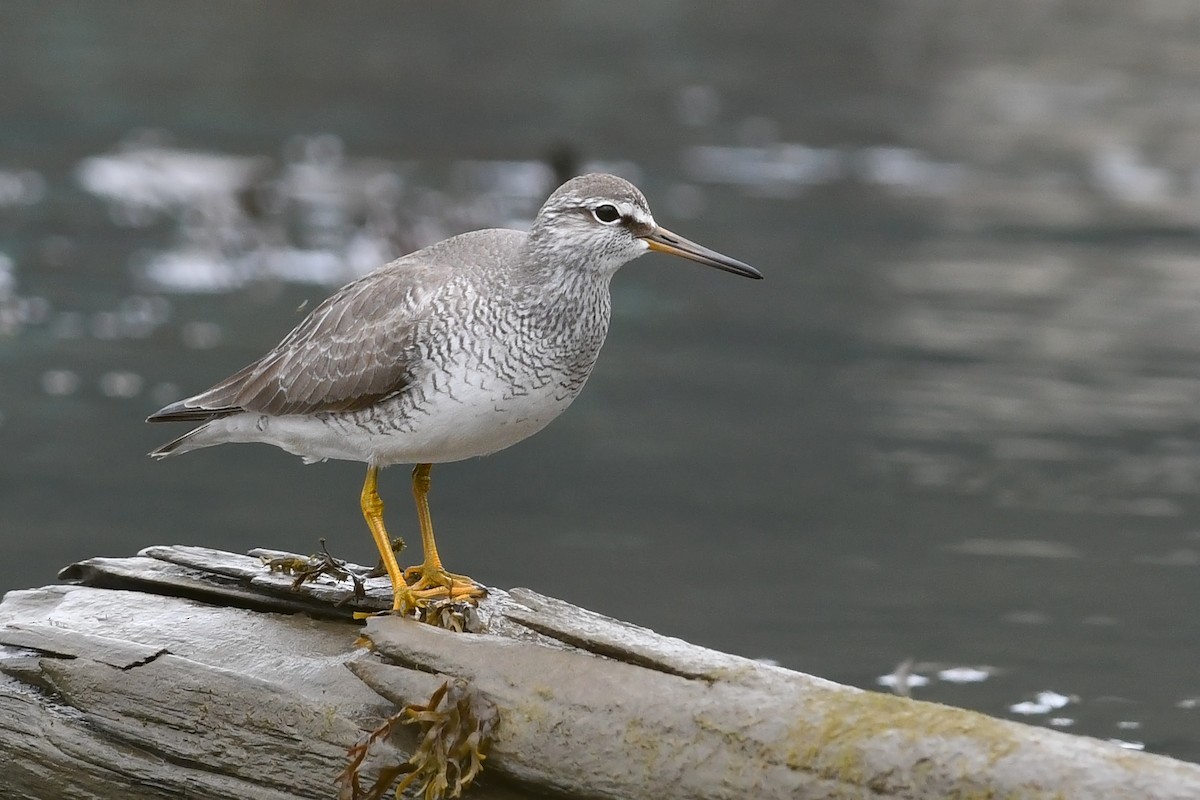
[3,1,1200,761]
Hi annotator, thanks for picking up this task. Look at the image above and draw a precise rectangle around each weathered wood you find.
[1,545,1198,800]
[0,581,527,800]
[0,586,386,800]
[356,602,1200,800]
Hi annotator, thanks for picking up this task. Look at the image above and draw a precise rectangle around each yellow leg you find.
[360,465,421,613]
[402,463,486,602]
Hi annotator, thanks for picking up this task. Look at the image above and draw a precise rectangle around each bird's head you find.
[528,173,762,280]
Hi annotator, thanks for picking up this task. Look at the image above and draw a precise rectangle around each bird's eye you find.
[591,204,621,224]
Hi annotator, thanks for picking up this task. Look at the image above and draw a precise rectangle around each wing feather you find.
[152,262,449,420]
[147,228,527,425]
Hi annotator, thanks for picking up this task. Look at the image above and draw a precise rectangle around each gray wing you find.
[148,262,451,422]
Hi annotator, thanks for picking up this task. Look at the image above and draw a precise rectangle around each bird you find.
[147,173,762,615]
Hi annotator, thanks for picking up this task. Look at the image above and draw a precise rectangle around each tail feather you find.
[149,423,219,459]
[146,400,241,424]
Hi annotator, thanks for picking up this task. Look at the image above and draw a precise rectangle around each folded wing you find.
[148,263,450,423]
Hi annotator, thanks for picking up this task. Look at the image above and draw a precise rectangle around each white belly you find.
[368,368,579,464]
[202,359,584,466]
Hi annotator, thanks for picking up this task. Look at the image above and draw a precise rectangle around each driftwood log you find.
[0,544,1198,799]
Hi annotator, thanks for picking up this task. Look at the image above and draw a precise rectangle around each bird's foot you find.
[388,583,430,616]
[377,576,484,632]
[378,568,485,619]
[402,564,488,604]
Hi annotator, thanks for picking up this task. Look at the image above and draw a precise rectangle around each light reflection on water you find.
[850,235,1200,529]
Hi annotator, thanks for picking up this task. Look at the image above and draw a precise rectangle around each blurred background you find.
[3,0,1200,760]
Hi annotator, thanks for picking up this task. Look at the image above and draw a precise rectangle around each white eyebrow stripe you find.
[627,206,654,227]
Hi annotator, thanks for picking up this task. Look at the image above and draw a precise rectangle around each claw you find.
[403,565,488,602]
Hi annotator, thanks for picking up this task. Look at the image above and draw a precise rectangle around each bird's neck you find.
[514,238,614,310]
[514,267,612,339]
[504,245,613,360]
